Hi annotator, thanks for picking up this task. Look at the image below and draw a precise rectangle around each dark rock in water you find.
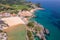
[44,28,50,35]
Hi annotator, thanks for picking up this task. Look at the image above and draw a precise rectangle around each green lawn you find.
[4,24,26,40]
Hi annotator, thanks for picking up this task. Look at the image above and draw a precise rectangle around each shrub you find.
[27,22,34,28]
[27,30,34,40]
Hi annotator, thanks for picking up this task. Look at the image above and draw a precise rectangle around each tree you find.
[27,22,34,28]
[34,26,41,32]
[27,30,34,40]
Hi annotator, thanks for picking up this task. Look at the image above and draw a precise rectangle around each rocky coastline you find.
[0,19,8,40]
[0,7,49,40]
[26,8,50,40]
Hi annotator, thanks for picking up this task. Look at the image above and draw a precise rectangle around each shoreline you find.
[30,8,44,13]
[0,7,49,40]
[26,8,49,40]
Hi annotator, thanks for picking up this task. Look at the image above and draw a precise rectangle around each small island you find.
[0,0,49,40]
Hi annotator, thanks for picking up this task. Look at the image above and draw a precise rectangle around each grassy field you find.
[4,24,26,40]
[0,4,30,12]
[12,5,30,10]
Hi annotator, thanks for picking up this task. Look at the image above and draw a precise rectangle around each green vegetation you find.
[27,30,34,40]
[0,0,25,4]
[27,22,42,39]
[12,5,30,10]
[0,0,39,13]
[4,25,26,40]
[27,22,41,32]
[0,4,30,12]
[27,22,34,28]
[34,26,41,32]
[0,30,3,33]
[0,0,31,13]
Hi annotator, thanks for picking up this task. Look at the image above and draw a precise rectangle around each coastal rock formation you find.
[0,20,8,40]
[26,22,49,40]
[44,28,50,35]
[0,30,8,40]
[0,20,9,30]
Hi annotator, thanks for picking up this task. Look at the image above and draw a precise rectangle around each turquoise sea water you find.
[33,10,60,40]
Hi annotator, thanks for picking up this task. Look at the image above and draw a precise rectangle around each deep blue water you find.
[27,0,60,40]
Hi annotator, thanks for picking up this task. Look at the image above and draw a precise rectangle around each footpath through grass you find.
[4,24,26,40]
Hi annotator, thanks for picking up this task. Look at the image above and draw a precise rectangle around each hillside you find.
[0,0,40,14]
[0,0,25,4]
[0,0,31,13]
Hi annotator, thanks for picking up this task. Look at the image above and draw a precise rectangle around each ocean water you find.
[33,10,60,40]
[27,0,60,40]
